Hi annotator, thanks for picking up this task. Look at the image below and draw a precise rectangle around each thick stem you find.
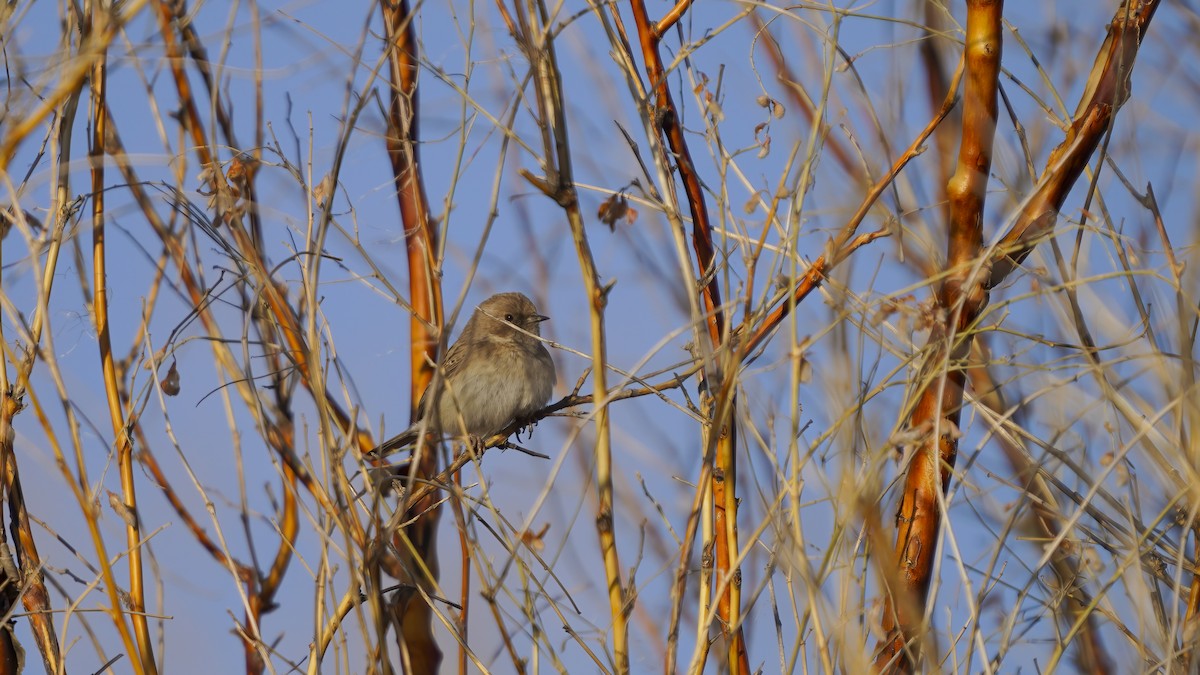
[381,1,445,672]
[624,0,749,670]
[875,1,1003,670]
[89,8,158,670]
[513,0,625,666]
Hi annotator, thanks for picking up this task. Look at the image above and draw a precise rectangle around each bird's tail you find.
[370,427,420,457]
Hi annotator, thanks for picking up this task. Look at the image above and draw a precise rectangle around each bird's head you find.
[473,292,549,339]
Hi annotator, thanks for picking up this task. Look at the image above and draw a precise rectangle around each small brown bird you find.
[374,292,556,456]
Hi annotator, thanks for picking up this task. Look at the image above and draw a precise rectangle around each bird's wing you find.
[372,338,476,458]
[438,337,473,382]
[415,337,472,417]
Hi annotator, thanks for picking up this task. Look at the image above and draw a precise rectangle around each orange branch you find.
[89,20,157,672]
[741,67,962,357]
[988,0,1160,287]
[628,0,724,347]
[654,0,696,37]
[380,1,446,672]
[874,3,1003,671]
[626,0,747,671]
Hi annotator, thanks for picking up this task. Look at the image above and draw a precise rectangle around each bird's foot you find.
[514,416,539,442]
[466,435,486,457]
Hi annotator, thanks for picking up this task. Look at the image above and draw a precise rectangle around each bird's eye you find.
[505,313,514,322]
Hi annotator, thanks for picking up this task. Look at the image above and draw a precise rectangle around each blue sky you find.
[3,0,1197,673]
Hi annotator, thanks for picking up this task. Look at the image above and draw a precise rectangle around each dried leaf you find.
[757,134,771,159]
[518,523,550,551]
[705,97,724,123]
[226,155,258,188]
[794,348,811,383]
[313,174,334,208]
[598,193,632,230]
[195,165,217,195]
[107,490,139,528]
[162,360,181,396]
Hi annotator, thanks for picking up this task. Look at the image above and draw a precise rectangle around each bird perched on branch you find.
[373,292,556,456]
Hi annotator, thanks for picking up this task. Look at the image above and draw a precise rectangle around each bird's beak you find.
[533,314,550,323]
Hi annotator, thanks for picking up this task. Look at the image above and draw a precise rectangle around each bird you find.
[373,292,556,457]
